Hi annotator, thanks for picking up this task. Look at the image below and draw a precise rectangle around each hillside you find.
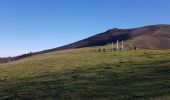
[0,46,170,100]
[39,24,170,54]
[0,24,170,64]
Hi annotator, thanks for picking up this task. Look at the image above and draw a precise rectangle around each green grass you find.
[0,46,170,100]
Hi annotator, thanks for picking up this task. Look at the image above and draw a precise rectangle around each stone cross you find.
[121,40,124,50]
[116,40,119,50]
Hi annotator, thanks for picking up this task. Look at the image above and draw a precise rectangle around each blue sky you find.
[0,0,170,57]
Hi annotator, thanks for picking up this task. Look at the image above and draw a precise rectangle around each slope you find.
[0,46,170,100]
[1,24,170,64]
[38,24,170,55]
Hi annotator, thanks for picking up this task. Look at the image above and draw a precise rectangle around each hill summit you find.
[0,24,170,63]
[38,24,170,54]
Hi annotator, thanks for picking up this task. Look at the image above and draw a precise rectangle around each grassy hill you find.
[1,24,170,64]
[38,24,170,53]
[0,46,170,100]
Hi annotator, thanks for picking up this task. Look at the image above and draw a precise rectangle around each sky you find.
[0,0,170,57]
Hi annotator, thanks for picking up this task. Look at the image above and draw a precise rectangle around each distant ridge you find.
[0,24,170,63]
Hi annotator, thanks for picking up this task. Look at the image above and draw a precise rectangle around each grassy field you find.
[0,46,170,100]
